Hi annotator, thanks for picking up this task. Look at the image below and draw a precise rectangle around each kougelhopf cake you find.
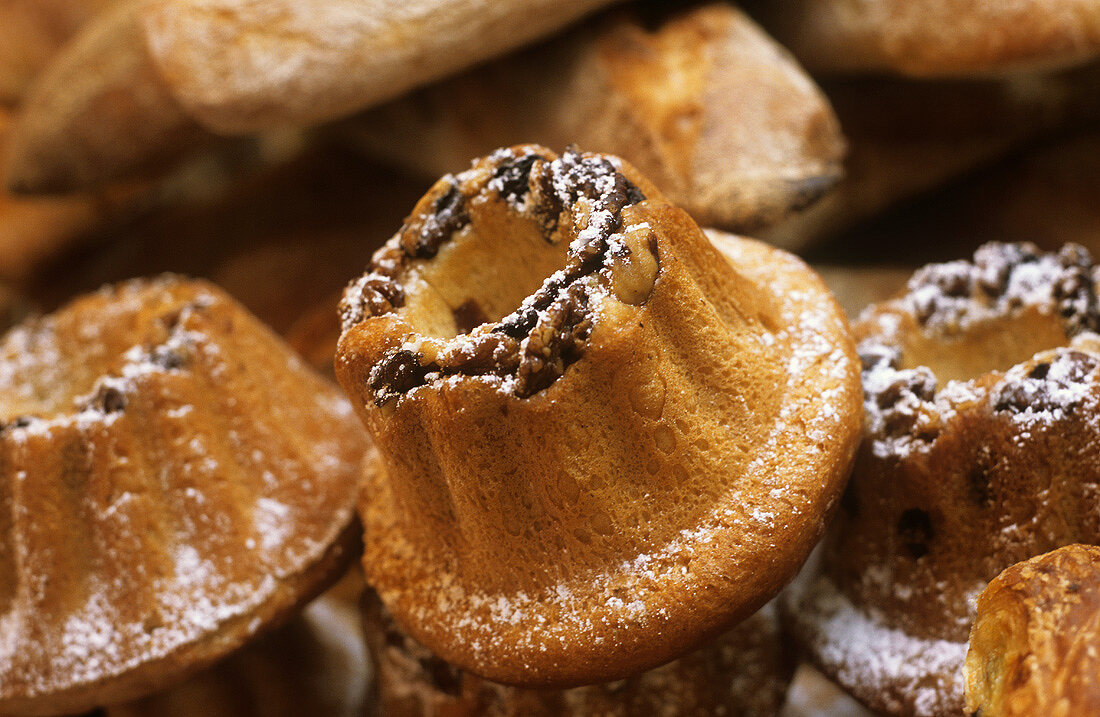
[966,543,1100,717]
[337,145,862,686]
[0,276,369,716]
[784,242,1100,716]
[363,591,792,716]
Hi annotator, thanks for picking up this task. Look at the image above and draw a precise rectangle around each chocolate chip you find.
[492,152,539,203]
[401,181,470,259]
[369,349,434,405]
[897,508,933,559]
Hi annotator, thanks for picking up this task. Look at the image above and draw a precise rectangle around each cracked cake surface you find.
[338,145,861,687]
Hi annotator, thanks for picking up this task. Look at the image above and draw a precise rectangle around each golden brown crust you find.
[364,591,792,717]
[0,276,371,716]
[339,145,861,687]
[140,0,623,134]
[966,544,1100,717]
[344,2,845,233]
[762,64,1100,250]
[748,0,1100,77]
[785,242,1100,716]
[4,0,211,194]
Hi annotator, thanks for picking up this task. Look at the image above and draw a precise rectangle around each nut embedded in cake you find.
[338,144,862,687]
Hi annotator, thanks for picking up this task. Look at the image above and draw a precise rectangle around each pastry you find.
[0,276,369,715]
[364,592,792,716]
[745,0,1100,77]
[4,0,215,193]
[965,543,1100,716]
[338,145,862,686]
[763,63,1100,251]
[812,128,1100,265]
[5,0,623,192]
[107,592,370,717]
[342,2,845,233]
[785,242,1100,716]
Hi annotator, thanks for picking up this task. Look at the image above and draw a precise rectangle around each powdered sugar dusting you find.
[786,575,968,717]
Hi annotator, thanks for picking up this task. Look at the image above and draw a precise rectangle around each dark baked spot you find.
[966,459,992,508]
[91,385,127,414]
[451,300,488,335]
[897,508,933,559]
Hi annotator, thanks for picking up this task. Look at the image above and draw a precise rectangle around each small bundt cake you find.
[363,591,792,716]
[784,242,1100,716]
[337,145,862,686]
[966,543,1100,717]
[0,276,370,716]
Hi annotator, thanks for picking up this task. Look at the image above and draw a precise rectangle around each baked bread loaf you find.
[0,276,369,715]
[746,0,1100,77]
[4,0,215,193]
[4,0,623,192]
[338,144,862,686]
[785,242,1100,716]
[343,2,845,233]
[965,543,1100,717]
[763,63,1100,250]
[364,591,792,716]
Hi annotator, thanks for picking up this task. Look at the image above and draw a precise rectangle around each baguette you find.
[5,0,623,192]
[746,0,1100,77]
[142,0,624,134]
[342,3,845,232]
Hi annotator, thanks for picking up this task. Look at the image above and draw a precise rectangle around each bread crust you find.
[338,145,861,687]
[4,0,212,193]
[748,0,1100,77]
[965,544,1100,716]
[0,0,121,105]
[344,3,845,233]
[141,0,623,134]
